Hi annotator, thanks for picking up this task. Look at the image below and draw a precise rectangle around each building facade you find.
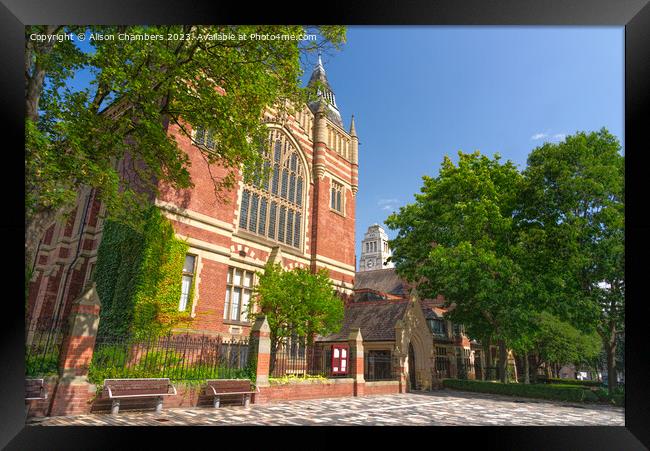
[27,57,358,339]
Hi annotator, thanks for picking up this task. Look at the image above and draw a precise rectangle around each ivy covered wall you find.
[94,206,191,339]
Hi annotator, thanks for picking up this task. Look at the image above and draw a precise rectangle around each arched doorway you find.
[408,342,417,390]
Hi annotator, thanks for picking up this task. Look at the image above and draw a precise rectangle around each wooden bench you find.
[26,378,48,401]
[205,379,258,408]
[103,378,177,414]
[25,378,48,416]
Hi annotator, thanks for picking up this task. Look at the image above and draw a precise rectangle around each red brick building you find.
[27,56,358,339]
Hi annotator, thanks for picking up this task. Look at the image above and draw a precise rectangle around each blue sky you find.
[303,27,624,265]
[68,27,624,268]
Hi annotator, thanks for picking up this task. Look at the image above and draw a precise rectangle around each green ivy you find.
[94,206,191,339]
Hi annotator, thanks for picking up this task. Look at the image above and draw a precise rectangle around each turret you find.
[307,53,344,128]
[350,115,359,194]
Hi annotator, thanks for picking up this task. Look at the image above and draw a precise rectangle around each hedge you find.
[443,379,599,403]
[537,377,602,387]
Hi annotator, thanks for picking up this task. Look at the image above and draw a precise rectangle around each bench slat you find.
[25,379,47,401]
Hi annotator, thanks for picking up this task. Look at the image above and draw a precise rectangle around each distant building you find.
[317,261,516,389]
[358,224,394,272]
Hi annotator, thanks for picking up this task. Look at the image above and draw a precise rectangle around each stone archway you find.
[394,296,435,391]
[408,342,417,389]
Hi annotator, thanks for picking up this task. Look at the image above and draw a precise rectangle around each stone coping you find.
[365,380,399,386]
[267,377,354,386]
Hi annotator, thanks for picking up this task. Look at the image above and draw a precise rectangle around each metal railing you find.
[25,319,67,377]
[270,342,354,378]
[365,353,397,381]
[89,332,250,383]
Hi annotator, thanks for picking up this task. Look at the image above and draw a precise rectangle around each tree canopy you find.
[385,151,534,382]
[25,25,346,271]
[252,264,344,354]
[520,128,624,392]
[386,130,623,388]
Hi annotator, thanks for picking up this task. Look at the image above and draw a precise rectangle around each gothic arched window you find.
[239,128,306,249]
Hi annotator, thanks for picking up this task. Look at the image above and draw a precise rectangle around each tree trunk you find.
[483,336,493,380]
[523,351,530,384]
[498,340,508,384]
[531,353,540,384]
[605,328,617,395]
[25,25,61,122]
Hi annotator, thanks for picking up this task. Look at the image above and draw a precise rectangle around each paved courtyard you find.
[28,390,624,426]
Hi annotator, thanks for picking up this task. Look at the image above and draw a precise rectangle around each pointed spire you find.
[349,115,357,137]
[307,52,343,128]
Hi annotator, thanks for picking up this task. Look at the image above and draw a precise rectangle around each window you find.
[453,323,464,337]
[193,126,217,150]
[428,319,447,336]
[224,267,254,322]
[239,129,305,248]
[330,180,344,213]
[179,255,196,311]
[365,350,393,381]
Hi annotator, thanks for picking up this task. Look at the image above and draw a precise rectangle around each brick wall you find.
[255,379,355,404]
[49,381,96,417]
[364,381,400,396]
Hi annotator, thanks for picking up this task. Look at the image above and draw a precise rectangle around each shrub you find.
[443,379,599,403]
[26,351,60,377]
[87,343,252,385]
[594,387,624,407]
[269,374,329,385]
[537,376,601,387]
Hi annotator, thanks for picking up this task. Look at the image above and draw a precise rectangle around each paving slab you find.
[27,389,624,426]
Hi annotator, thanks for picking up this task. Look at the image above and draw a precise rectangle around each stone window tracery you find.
[239,129,305,249]
[331,180,344,214]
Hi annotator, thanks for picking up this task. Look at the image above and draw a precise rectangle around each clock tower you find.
[358,224,394,272]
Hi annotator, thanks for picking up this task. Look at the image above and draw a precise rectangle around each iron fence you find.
[435,356,451,379]
[270,341,354,378]
[25,319,67,377]
[89,332,250,384]
[365,352,397,381]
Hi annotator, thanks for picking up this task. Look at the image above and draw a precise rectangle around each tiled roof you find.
[317,300,409,342]
[353,268,410,297]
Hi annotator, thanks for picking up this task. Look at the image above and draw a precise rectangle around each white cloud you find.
[377,198,399,212]
[531,132,567,142]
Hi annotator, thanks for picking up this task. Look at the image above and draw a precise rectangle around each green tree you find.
[521,129,624,394]
[527,311,601,380]
[25,25,346,274]
[252,264,344,371]
[386,151,533,383]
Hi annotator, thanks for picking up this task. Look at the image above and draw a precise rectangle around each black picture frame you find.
[2,1,648,449]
